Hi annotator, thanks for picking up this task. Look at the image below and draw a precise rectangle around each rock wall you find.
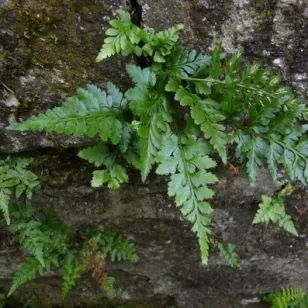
[0,0,307,307]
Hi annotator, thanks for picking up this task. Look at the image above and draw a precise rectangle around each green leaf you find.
[9,85,126,145]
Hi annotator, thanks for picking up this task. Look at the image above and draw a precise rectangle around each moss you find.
[1,0,111,117]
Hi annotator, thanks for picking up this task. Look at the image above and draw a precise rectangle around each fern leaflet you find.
[9,84,127,145]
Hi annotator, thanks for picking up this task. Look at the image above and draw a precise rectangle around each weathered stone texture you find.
[0,0,307,307]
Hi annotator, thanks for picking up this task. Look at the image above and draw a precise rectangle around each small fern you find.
[218,243,239,269]
[0,157,39,224]
[253,184,298,236]
[264,287,308,308]
[85,228,139,262]
[8,257,43,297]
[61,253,85,299]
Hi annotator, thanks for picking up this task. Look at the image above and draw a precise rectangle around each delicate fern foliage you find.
[78,143,128,189]
[103,276,116,297]
[9,84,127,145]
[96,10,184,63]
[8,207,138,299]
[9,9,308,264]
[85,228,139,262]
[8,257,43,297]
[264,287,308,308]
[142,24,184,63]
[62,253,85,299]
[218,243,239,269]
[96,9,146,61]
[156,129,217,263]
[0,157,39,224]
[253,184,298,236]
[126,65,172,181]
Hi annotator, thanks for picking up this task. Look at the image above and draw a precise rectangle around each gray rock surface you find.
[0,0,307,307]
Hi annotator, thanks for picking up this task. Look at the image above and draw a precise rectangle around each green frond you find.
[174,86,227,163]
[232,128,308,186]
[218,243,239,269]
[7,257,43,297]
[9,84,126,145]
[0,157,39,224]
[78,143,129,189]
[126,66,172,181]
[103,276,116,297]
[253,191,298,237]
[86,229,139,262]
[161,46,212,78]
[62,255,84,299]
[157,130,218,264]
[264,287,308,308]
[142,24,184,63]
[96,9,146,62]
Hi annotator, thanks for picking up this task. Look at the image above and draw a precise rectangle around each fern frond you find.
[9,84,127,145]
[0,158,39,224]
[157,130,218,263]
[142,24,184,63]
[233,128,308,185]
[103,276,116,296]
[161,46,212,78]
[96,9,147,62]
[126,66,172,181]
[7,257,43,297]
[86,230,139,262]
[78,143,128,189]
[174,86,227,163]
[253,193,298,236]
[264,287,308,308]
[62,255,84,299]
[218,243,239,269]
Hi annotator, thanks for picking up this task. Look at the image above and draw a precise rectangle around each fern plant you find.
[8,207,138,299]
[0,157,39,224]
[264,287,308,308]
[218,243,239,269]
[8,9,308,264]
[253,183,298,236]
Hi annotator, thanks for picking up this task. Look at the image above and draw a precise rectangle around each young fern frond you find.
[156,129,218,264]
[9,84,127,146]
